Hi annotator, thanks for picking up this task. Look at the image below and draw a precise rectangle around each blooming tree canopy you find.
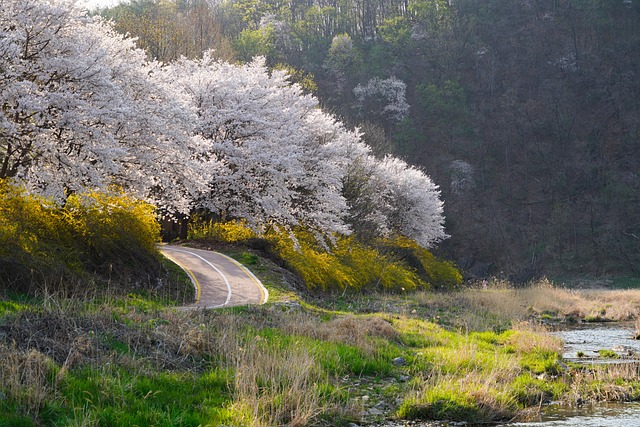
[353,76,410,123]
[162,54,367,236]
[344,154,447,247]
[0,0,201,212]
[1,0,447,248]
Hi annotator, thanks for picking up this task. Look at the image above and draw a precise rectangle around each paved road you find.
[160,245,268,308]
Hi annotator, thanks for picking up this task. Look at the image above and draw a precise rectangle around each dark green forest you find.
[98,0,640,280]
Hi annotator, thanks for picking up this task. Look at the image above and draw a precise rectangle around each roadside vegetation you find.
[188,217,462,293]
[0,281,566,426]
[3,195,640,426]
[0,182,192,303]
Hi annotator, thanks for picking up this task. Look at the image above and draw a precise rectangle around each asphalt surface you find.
[160,244,268,308]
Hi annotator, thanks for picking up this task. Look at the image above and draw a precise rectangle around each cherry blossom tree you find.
[449,159,475,196]
[343,154,447,248]
[164,52,449,246]
[163,54,371,237]
[0,0,202,213]
[1,0,447,248]
[353,76,410,124]
[376,156,447,247]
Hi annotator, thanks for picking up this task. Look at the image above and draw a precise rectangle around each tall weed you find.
[230,338,327,426]
[0,345,56,417]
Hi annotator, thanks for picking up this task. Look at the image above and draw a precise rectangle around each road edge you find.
[160,249,201,304]
[215,252,269,305]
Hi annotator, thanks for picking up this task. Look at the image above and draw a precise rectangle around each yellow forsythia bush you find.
[270,231,432,292]
[0,181,66,262]
[188,215,257,242]
[187,219,461,292]
[0,181,161,292]
[63,189,160,261]
[387,236,463,290]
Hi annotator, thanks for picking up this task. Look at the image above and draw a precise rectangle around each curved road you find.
[160,245,268,308]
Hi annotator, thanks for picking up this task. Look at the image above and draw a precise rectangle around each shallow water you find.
[552,322,640,361]
[498,402,640,426]
[498,323,640,426]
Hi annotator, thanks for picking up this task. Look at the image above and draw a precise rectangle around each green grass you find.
[232,251,259,266]
[5,239,640,426]
[398,389,481,421]
[510,374,567,406]
[519,350,562,375]
[100,333,130,355]
[39,367,232,427]
[0,300,34,317]
[598,349,620,359]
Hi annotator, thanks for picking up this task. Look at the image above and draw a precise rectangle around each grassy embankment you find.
[3,187,640,426]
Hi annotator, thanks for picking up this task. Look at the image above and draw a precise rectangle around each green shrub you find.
[398,389,486,422]
[510,374,566,406]
[0,181,166,295]
[519,350,561,375]
[63,189,161,277]
[598,349,620,359]
[273,233,355,291]
[271,232,427,292]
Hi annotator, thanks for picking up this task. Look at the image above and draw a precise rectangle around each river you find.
[379,323,640,427]
[498,322,640,427]
[500,402,640,426]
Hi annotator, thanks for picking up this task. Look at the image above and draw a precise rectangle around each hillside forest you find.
[97,0,640,279]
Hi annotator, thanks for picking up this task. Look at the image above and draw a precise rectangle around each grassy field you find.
[4,246,640,427]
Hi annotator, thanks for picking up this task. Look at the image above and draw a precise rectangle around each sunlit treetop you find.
[0,0,204,213]
[1,0,447,248]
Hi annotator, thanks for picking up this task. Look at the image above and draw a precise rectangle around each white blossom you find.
[163,54,361,237]
[0,0,203,213]
[353,76,410,123]
[344,154,447,247]
[1,0,447,248]
[449,159,475,195]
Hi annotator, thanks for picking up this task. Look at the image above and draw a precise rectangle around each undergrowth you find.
[0,181,191,302]
[188,219,462,293]
[4,274,640,425]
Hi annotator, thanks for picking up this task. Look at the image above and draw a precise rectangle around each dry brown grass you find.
[414,279,640,330]
[508,322,563,354]
[156,308,360,426]
[278,312,399,354]
[11,281,640,425]
[588,289,640,320]
[0,345,55,416]
[229,339,330,427]
[567,363,640,404]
